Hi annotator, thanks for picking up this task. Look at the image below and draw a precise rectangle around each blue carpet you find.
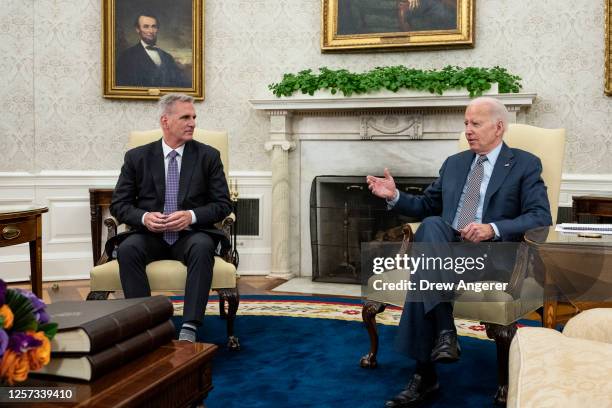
[171,298,500,408]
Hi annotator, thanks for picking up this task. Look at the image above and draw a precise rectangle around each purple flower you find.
[8,332,42,353]
[15,289,49,324]
[0,329,8,355]
[0,279,6,305]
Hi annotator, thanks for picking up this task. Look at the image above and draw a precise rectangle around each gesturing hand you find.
[366,168,398,200]
[164,210,192,232]
[144,212,167,233]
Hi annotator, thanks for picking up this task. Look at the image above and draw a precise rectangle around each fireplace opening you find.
[310,175,436,283]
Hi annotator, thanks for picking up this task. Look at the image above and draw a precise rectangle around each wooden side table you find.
[525,226,612,329]
[0,206,48,297]
[572,195,612,222]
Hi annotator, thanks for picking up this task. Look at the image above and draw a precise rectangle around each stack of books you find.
[34,296,175,381]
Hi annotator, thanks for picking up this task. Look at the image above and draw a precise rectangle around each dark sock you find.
[432,302,455,333]
[415,361,437,382]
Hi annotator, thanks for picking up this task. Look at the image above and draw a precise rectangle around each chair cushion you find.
[508,327,612,407]
[90,257,236,292]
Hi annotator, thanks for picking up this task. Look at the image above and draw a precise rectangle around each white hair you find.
[467,96,509,135]
[158,93,194,118]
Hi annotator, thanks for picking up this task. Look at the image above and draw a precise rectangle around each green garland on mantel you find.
[268,65,522,98]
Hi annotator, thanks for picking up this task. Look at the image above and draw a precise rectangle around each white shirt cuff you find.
[490,223,500,239]
[385,189,400,209]
[141,212,148,226]
[189,210,197,225]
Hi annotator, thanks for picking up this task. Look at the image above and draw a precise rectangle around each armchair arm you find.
[96,216,120,266]
[214,212,235,238]
[563,308,612,344]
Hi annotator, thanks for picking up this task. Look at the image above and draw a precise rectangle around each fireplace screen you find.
[310,175,436,283]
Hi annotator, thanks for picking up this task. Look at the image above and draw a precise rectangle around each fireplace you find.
[250,91,535,279]
[310,175,436,283]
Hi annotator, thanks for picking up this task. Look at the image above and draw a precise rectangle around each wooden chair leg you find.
[360,300,387,368]
[218,288,240,351]
[86,291,112,300]
[485,322,518,406]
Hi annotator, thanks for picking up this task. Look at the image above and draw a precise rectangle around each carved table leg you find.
[218,288,240,351]
[485,322,518,406]
[360,301,387,368]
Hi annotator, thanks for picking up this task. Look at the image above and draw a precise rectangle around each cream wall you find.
[1,0,611,174]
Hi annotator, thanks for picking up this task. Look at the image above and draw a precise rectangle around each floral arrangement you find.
[0,279,57,385]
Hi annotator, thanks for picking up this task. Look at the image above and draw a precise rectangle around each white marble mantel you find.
[250,92,536,279]
[250,92,536,112]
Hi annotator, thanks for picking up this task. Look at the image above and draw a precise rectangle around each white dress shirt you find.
[141,40,162,66]
[141,139,197,226]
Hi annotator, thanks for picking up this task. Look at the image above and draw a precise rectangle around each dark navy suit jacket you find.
[108,139,232,254]
[394,142,553,241]
[116,43,190,88]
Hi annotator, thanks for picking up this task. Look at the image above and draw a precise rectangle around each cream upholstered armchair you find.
[360,124,566,405]
[87,129,240,350]
[508,309,612,407]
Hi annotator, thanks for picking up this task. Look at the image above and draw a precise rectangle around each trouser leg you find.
[396,216,458,360]
[117,233,168,298]
[172,232,217,324]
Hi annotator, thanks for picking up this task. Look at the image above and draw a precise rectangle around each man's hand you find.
[164,210,192,232]
[460,223,495,242]
[366,168,398,200]
[144,212,168,233]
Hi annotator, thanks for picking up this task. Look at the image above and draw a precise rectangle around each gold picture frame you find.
[606,0,612,95]
[321,0,474,52]
[102,0,203,100]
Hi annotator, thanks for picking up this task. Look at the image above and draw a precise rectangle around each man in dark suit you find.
[116,14,189,88]
[367,97,552,407]
[111,93,231,342]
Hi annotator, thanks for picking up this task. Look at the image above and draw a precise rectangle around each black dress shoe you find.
[430,329,461,363]
[384,373,439,407]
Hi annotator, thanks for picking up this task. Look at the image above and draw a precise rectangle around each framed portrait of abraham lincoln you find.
[322,0,474,52]
[103,0,203,100]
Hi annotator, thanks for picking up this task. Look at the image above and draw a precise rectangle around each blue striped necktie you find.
[163,150,179,245]
[456,155,488,230]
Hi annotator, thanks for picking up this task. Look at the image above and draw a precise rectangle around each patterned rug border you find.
[169,295,490,340]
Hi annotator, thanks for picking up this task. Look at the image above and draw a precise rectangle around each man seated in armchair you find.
[366,97,552,407]
[110,93,232,343]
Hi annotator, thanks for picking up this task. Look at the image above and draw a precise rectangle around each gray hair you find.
[158,93,194,118]
[467,96,509,134]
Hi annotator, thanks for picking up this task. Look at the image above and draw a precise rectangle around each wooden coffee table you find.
[14,341,217,407]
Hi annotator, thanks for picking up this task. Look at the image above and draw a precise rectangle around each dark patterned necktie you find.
[163,150,179,245]
[456,155,488,230]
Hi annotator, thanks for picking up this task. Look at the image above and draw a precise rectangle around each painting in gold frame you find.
[606,0,612,95]
[102,0,203,100]
[322,0,474,52]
